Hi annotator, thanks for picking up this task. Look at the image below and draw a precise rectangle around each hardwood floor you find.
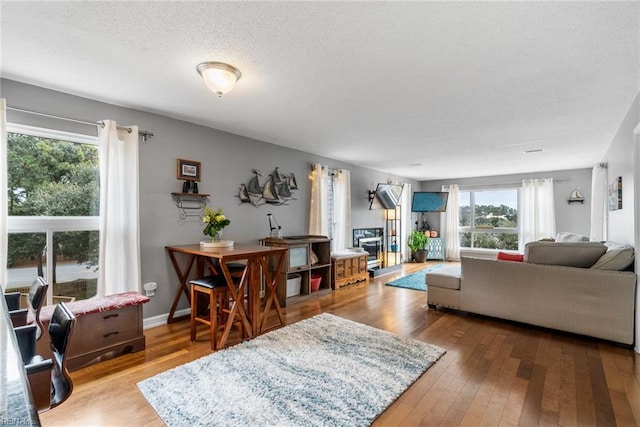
[40,262,640,426]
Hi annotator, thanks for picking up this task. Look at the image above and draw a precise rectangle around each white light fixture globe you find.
[197,62,242,97]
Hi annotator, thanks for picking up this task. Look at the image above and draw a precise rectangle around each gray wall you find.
[1,79,417,319]
[420,168,593,238]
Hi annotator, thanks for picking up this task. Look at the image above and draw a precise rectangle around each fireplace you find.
[353,228,383,269]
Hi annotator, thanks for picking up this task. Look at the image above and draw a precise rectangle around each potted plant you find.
[408,230,430,263]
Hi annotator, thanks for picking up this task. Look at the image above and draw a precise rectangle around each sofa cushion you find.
[426,266,461,290]
[524,241,607,268]
[555,232,590,242]
[496,251,524,262]
[591,243,634,271]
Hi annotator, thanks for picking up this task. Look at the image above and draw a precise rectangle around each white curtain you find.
[0,100,7,288]
[308,163,329,237]
[441,184,460,261]
[332,169,351,251]
[97,121,141,296]
[590,164,608,241]
[520,178,556,251]
[401,183,411,261]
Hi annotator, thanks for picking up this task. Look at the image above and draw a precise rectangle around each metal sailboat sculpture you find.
[237,168,297,207]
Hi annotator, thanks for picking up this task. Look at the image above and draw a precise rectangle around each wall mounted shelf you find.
[170,192,209,220]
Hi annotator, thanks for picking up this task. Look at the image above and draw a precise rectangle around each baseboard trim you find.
[143,308,190,330]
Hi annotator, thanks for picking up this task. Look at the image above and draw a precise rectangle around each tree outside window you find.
[6,127,99,303]
[459,188,518,250]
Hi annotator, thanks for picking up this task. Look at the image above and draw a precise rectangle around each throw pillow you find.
[524,241,607,268]
[591,243,634,270]
[496,251,524,262]
[555,232,590,242]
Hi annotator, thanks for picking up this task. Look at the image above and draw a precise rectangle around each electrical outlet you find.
[143,281,158,297]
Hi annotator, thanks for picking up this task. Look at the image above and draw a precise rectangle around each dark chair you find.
[48,302,76,409]
[14,323,54,411]
[8,277,48,339]
[15,302,76,412]
[4,291,21,311]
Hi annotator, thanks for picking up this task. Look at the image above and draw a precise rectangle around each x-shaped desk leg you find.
[167,251,197,323]
[259,252,286,333]
[217,260,254,349]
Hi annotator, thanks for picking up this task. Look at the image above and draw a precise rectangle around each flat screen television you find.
[411,191,449,212]
[373,183,404,209]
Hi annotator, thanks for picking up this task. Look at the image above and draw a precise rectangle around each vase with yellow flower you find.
[201,207,233,248]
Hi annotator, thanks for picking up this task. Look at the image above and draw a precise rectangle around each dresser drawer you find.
[74,306,141,353]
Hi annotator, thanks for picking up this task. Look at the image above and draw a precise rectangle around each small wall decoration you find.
[177,158,201,181]
[608,176,622,211]
[238,167,298,207]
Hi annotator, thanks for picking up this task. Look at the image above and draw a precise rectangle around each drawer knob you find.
[103,331,120,338]
[103,313,120,320]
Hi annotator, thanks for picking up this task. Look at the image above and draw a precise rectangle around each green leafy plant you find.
[407,230,430,252]
[202,207,231,241]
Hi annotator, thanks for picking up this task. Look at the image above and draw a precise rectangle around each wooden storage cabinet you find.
[264,236,331,306]
[332,254,369,289]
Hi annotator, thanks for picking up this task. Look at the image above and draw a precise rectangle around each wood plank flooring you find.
[40,262,640,426]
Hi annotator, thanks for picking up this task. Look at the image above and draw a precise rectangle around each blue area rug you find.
[385,264,444,291]
[137,313,445,427]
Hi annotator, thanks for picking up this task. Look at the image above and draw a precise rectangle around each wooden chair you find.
[190,275,243,350]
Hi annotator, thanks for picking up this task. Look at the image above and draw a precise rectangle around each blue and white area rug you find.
[386,264,444,291]
[137,313,445,427]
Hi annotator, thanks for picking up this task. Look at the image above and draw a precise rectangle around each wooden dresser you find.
[35,292,148,371]
[331,253,369,289]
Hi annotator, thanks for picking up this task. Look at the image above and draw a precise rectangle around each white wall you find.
[604,95,639,246]
[1,79,418,319]
[600,92,639,352]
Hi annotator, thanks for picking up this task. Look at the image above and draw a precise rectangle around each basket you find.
[310,274,322,292]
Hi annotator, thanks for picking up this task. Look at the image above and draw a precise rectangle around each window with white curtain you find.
[459,188,519,250]
[5,123,99,304]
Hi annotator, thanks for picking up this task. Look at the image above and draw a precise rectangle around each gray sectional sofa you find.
[426,238,637,345]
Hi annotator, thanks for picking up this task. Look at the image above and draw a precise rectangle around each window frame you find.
[458,186,520,250]
[6,123,100,304]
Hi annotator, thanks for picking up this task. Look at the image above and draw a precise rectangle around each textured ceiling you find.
[1,2,639,181]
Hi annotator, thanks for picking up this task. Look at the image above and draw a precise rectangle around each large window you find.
[6,124,99,304]
[459,188,519,250]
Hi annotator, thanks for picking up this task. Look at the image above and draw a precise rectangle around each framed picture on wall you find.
[608,176,622,211]
[177,158,201,181]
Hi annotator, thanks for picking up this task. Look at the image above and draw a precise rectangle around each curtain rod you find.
[459,178,569,191]
[6,105,154,142]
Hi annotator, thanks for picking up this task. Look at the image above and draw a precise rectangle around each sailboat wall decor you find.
[237,167,298,207]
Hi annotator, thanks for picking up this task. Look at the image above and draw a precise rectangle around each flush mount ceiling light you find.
[196,61,242,97]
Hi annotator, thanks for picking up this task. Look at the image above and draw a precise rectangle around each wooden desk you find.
[165,244,286,347]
